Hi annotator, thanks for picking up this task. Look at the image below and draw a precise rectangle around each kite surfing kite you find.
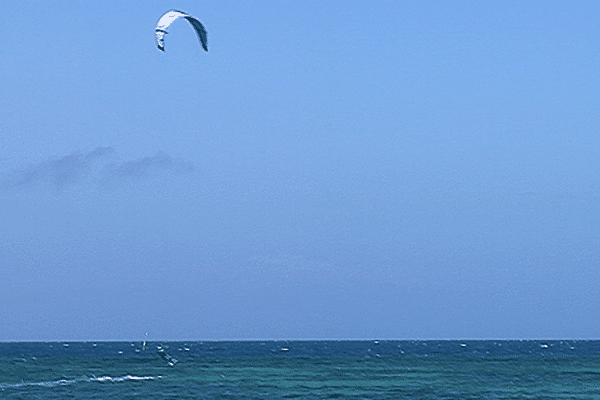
[155,10,208,52]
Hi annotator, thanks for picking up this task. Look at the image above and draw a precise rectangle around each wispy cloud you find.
[105,152,193,180]
[1,147,193,190]
[2,147,115,189]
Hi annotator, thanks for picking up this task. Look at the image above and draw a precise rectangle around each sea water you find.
[2,340,600,399]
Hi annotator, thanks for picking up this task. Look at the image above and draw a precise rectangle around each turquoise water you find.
[2,340,600,399]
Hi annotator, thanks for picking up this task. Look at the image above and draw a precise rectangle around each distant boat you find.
[270,347,290,354]
[142,333,149,351]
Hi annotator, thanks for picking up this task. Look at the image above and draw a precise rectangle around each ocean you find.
[1,340,599,399]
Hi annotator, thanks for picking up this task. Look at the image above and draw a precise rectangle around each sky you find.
[1,1,599,341]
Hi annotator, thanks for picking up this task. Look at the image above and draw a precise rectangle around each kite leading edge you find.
[155,9,208,52]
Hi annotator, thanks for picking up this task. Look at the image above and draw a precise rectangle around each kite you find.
[155,10,208,52]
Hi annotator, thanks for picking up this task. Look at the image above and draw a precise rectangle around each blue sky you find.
[1,1,599,341]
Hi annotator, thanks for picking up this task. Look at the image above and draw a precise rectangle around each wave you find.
[90,375,162,383]
[0,379,77,389]
[0,375,162,390]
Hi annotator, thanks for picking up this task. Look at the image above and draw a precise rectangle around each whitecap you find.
[90,375,160,383]
[0,378,76,389]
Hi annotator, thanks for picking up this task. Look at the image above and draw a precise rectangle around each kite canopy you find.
[155,9,208,52]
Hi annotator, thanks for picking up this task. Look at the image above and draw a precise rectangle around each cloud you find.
[1,147,193,190]
[86,146,116,161]
[2,147,115,189]
[104,152,193,180]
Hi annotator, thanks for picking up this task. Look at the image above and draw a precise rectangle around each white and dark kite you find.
[155,10,208,52]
